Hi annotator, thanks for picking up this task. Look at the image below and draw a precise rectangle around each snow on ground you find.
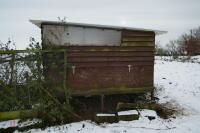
[96,114,115,117]
[1,56,200,133]
[0,119,19,129]
[155,56,200,113]
[118,110,138,115]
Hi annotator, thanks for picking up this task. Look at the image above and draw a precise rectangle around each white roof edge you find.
[29,19,167,35]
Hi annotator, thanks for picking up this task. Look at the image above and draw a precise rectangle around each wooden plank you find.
[64,46,155,52]
[122,36,154,40]
[68,62,154,67]
[122,37,155,42]
[122,35,155,38]
[0,110,37,121]
[67,49,154,52]
[68,51,153,57]
[71,86,154,96]
[95,114,117,123]
[68,56,154,62]
[0,49,67,54]
[118,113,139,121]
[121,42,154,47]
[116,102,157,111]
[122,35,154,37]
[63,50,68,102]
[122,30,155,36]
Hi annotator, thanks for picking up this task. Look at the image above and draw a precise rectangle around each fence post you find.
[37,50,42,106]
[63,50,68,102]
[10,52,15,86]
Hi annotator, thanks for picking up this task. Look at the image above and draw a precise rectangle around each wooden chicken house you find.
[30,20,166,98]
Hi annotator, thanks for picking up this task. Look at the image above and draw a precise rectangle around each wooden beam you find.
[122,30,155,36]
[0,110,37,121]
[122,38,155,42]
[0,49,67,54]
[95,114,117,123]
[121,42,154,47]
[116,102,157,111]
[71,87,154,96]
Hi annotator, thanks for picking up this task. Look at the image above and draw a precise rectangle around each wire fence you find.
[0,49,68,112]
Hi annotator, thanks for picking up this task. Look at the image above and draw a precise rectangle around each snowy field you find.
[1,56,200,133]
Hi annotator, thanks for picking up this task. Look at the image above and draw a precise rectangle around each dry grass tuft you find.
[155,102,183,119]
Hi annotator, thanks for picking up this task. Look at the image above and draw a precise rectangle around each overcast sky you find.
[0,0,200,49]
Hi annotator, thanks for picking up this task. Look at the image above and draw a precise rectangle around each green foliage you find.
[0,85,36,111]
[0,38,42,111]
[0,37,74,125]
[0,81,19,111]
[37,99,73,125]
[36,78,73,125]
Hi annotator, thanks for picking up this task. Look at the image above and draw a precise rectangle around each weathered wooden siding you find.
[42,28,155,96]
[121,30,155,46]
[61,46,154,96]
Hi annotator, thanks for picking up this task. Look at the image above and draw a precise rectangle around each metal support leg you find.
[101,95,105,112]
[151,89,154,101]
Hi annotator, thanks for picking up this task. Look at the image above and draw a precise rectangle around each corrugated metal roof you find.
[29,19,167,35]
